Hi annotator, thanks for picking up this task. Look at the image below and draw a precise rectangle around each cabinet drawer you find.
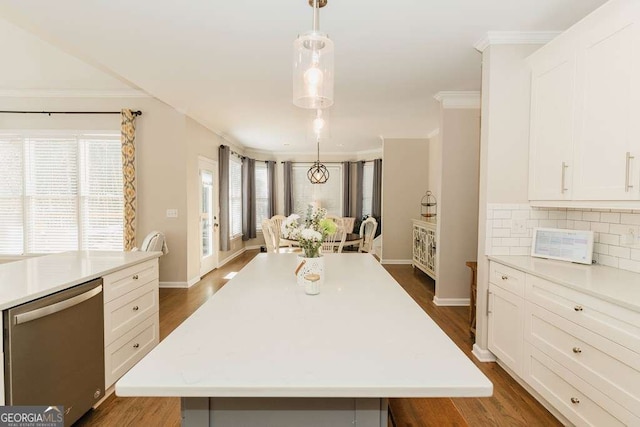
[489,261,525,296]
[526,275,640,354]
[104,280,159,345]
[105,314,159,389]
[526,303,640,415]
[524,343,639,426]
[103,259,158,303]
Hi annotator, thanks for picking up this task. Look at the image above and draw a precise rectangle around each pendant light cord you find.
[312,0,319,32]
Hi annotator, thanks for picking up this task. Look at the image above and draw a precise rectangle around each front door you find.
[199,157,218,276]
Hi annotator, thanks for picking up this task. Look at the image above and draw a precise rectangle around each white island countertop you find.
[0,251,161,310]
[117,253,492,398]
[488,255,640,312]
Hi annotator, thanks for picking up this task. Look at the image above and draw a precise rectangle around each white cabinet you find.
[573,5,640,200]
[487,258,640,426]
[412,219,436,280]
[529,41,576,200]
[528,0,640,204]
[487,261,525,376]
[102,258,159,389]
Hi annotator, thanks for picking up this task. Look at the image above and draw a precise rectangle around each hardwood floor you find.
[76,251,560,426]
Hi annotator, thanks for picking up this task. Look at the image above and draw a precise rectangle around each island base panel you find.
[181,397,388,427]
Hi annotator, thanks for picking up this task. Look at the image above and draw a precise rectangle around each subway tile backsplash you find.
[486,204,640,274]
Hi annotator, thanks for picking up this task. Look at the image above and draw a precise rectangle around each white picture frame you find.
[531,228,594,265]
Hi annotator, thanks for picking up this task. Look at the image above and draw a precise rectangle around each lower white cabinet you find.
[488,259,640,426]
[488,284,524,377]
[102,258,160,389]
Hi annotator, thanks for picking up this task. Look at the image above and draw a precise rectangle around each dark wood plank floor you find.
[76,251,560,426]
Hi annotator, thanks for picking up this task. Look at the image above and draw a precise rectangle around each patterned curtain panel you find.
[121,109,137,251]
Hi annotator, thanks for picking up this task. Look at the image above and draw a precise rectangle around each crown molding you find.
[474,31,561,52]
[434,91,481,109]
[0,88,150,98]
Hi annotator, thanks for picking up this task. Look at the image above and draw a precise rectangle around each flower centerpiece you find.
[282,204,337,286]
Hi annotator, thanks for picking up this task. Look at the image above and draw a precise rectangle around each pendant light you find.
[308,138,329,184]
[293,0,334,109]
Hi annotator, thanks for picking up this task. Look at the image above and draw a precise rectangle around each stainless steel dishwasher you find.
[3,278,105,426]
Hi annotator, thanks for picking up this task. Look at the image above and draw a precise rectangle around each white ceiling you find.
[0,0,607,153]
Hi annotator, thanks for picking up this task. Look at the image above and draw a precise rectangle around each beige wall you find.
[436,108,481,301]
[475,44,540,351]
[381,138,429,262]
[0,96,192,284]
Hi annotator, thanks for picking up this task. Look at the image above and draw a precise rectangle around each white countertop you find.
[117,253,492,398]
[0,251,161,310]
[488,255,640,312]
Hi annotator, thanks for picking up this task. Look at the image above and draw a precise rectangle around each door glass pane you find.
[201,170,213,257]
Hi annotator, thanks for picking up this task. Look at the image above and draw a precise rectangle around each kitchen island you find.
[117,253,492,427]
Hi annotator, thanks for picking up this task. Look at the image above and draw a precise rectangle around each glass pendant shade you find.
[293,31,334,109]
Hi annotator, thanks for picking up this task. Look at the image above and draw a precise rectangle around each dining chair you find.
[359,217,378,253]
[321,226,347,253]
[261,219,277,253]
[341,217,356,234]
[270,215,287,248]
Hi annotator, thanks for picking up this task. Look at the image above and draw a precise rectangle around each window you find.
[229,156,243,238]
[292,163,343,216]
[255,162,269,231]
[0,133,123,255]
[362,163,374,217]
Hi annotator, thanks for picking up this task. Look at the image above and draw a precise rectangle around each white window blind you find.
[0,138,24,254]
[362,163,374,217]
[255,163,268,231]
[229,156,242,238]
[292,164,343,216]
[0,133,123,255]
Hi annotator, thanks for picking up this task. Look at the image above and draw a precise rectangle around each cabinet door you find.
[573,4,640,200]
[529,46,576,200]
[488,283,524,376]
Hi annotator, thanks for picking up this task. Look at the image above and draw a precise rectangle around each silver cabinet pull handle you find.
[501,275,508,280]
[487,290,493,315]
[133,343,140,349]
[572,347,582,354]
[132,274,139,280]
[570,397,580,404]
[574,305,583,312]
[132,305,139,311]
[625,152,634,192]
[561,162,569,193]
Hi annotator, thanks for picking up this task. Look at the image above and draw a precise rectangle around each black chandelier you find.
[307,139,329,184]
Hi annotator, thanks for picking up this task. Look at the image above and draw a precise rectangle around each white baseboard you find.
[187,276,200,287]
[433,296,470,306]
[472,344,497,362]
[244,244,262,250]
[218,248,246,268]
[380,259,413,265]
[160,275,201,289]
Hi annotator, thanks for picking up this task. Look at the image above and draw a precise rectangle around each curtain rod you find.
[280,159,381,164]
[221,144,275,164]
[0,110,142,117]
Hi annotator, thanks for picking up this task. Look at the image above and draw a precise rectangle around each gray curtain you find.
[283,161,293,216]
[372,159,382,236]
[355,161,364,220]
[342,161,351,217]
[242,157,256,241]
[266,161,276,217]
[218,145,231,251]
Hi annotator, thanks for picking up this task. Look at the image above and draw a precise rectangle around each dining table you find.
[116,253,492,427]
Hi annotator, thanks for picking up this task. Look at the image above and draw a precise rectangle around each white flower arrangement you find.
[281,205,337,258]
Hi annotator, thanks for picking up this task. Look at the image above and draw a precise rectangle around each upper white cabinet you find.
[529,41,577,200]
[529,0,640,203]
